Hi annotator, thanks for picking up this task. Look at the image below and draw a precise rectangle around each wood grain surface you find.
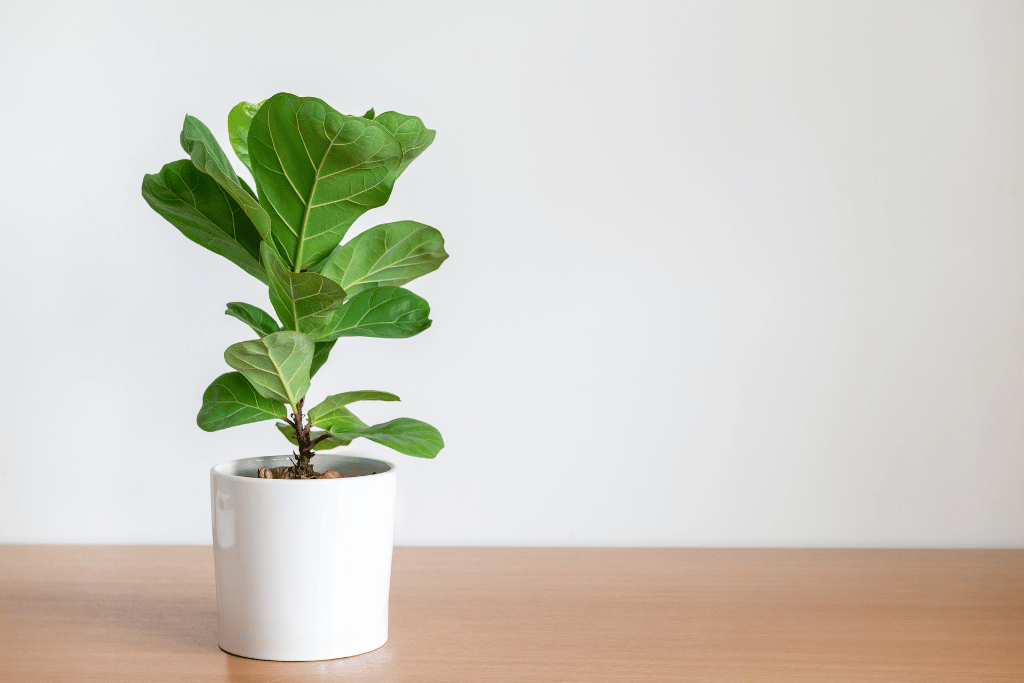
[0,546,1021,682]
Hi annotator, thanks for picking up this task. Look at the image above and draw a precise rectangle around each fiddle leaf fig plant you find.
[143,93,447,478]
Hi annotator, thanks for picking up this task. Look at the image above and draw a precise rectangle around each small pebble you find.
[322,470,342,479]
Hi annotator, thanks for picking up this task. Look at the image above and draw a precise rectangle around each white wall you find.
[1,0,1021,547]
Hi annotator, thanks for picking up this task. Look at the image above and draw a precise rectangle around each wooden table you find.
[0,547,1021,681]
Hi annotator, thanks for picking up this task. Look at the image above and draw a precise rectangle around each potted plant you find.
[141,93,447,661]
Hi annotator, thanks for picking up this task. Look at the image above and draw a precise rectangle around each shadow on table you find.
[220,640,401,683]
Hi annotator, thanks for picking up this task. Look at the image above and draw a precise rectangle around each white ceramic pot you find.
[210,453,397,661]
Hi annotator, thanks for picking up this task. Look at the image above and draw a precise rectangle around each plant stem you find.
[289,398,317,478]
[311,432,334,447]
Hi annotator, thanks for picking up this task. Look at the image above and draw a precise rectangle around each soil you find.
[256,467,345,480]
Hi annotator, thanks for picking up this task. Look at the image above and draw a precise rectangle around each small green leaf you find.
[180,114,271,241]
[197,372,285,431]
[308,391,400,428]
[225,302,280,337]
[310,339,335,378]
[275,422,351,449]
[319,286,431,340]
[227,100,264,174]
[248,93,406,270]
[375,111,435,179]
[142,160,267,283]
[310,404,368,433]
[329,417,443,459]
[320,221,448,296]
[262,243,346,339]
[224,331,314,407]
[362,107,375,119]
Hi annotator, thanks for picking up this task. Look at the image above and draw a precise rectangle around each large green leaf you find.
[319,221,448,296]
[310,339,335,378]
[223,331,313,407]
[262,243,346,339]
[225,302,280,337]
[374,112,436,180]
[197,372,285,432]
[319,286,431,340]
[180,115,271,241]
[142,160,267,283]
[227,100,263,174]
[329,417,443,459]
[275,422,351,450]
[308,391,400,428]
[247,93,406,270]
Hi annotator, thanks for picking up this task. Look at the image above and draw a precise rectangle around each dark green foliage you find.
[143,94,446,461]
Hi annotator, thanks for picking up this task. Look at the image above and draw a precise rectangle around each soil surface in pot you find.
[254,467,346,480]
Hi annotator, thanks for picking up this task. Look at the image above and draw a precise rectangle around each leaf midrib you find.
[288,109,400,271]
[346,230,434,289]
[264,338,301,408]
[293,115,357,271]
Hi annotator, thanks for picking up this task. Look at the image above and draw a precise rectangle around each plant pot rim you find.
[211,454,396,483]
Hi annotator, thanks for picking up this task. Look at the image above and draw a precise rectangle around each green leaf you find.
[275,422,351,449]
[142,160,267,283]
[329,417,443,459]
[374,111,435,179]
[309,404,368,433]
[180,115,271,241]
[227,100,263,174]
[223,331,313,407]
[197,372,285,432]
[319,286,431,340]
[225,302,280,337]
[310,340,335,378]
[262,243,346,339]
[248,93,405,270]
[362,107,375,119]
[308,391,401,428]
[320,221,448,296]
